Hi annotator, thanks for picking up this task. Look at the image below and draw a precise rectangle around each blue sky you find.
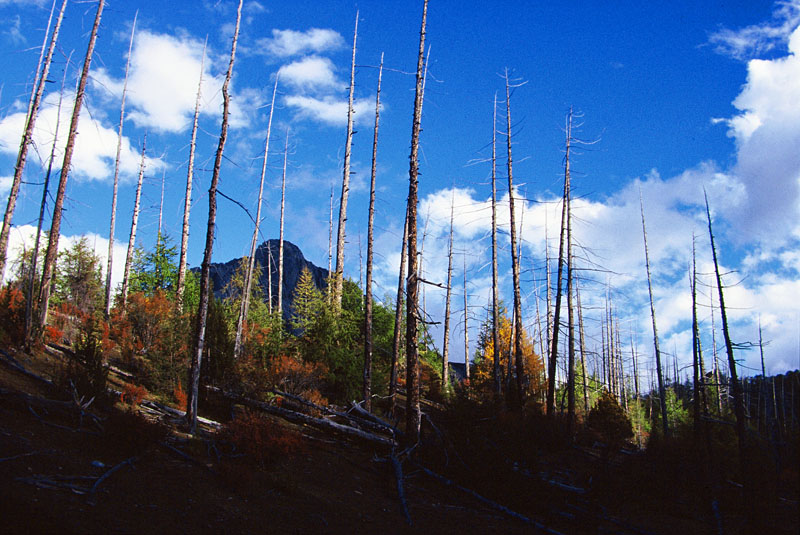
[1,0,799,381]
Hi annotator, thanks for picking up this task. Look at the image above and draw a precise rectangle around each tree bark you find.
[119,135,147,307]
[640,193,669,436]
[176,38,207,310]
[565,110,576,433]
[441,193,454,393]
[277,129,288,317]
[363,55,383,412]
[104,11,137,316]
[405,0,428,446]
[491,93,501,398]
[463,254,470,382]
[186,0,242,434]
[0,0,65,281]
[38,0,104,332]
[390,206,408,415]
[333,12,359,309]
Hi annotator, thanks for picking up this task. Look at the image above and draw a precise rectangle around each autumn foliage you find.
[220,411,305,466]
[0,285,25,346]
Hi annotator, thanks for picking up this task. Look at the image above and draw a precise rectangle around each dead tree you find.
[119,135,147,306]
[0,0,65,280]
[176,37,207,310]
[463,254,470,381]
[577,276,589,415]
[233,75,278,359]
[640,193,669,437]
[186,0,242,434]
[704,191,747,477]
[565,110,576,433]
[491,93,501,397]
[333,11,359,309]
[441,193,455,393]
[157,170,165,241]
[503,69,526,406]
[404,0,428,446]
[38,0,104,331]
[363,55,383,411]
[24,53,72,344]
[691,236,703,439]
[104,12,137,316]
[390,208,408,415]
[277,129,289,317]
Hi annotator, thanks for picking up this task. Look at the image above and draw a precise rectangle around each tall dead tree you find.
[547,108,571,417]
[25,52,71,344]
[576,276,589,415]
[640,192,669,436]
[691,236,703,438]
[0,0,65,281]
[233,74,278,359]
[333,11,359,309]
[186,0,242,434]
[565,110,576,433]
[491,93,501,397]
[463,254,470,381]
[504,69,526,406]
[38,0,104,331]
[363,55,383,411]
[441,193,455,393]
[390,208,408,414]
[104,11,137,316]
[705,191,747,477]
[277,129,289,317]
[405,0,428,446]
[119,135,147,306]
[176,38,207,310]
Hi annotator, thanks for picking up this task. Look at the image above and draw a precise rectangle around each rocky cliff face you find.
[205,240,329,322]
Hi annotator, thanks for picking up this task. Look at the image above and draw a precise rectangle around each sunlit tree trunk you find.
[333,12,359,309]
[186,0,242,434]
[177,38,207,310]
[277,129,289,317]
[390,208,408,415]
[405,0,428,446]
[565,110,576,433]
[463,254,470,382]
[39,0,104,332]
[0,0,64,281]
[363,56,383,411]
[491,93,501,398]
[120,135,147,307]
[104,11,137,316]
[442,193,454,393]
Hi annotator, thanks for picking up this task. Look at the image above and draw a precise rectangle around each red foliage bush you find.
[120,383,148,408]
[173,380,188,411]
[0,285,25,346]
[220,411,305,466]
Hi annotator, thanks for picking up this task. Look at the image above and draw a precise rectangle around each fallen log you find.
[350,402,404,438]
[214,388,395,447]
[0,349,55,388]
[87,456,137,504]
[390,455,413,525]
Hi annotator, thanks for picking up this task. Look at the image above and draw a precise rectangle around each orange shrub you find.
[173,380,188,411]
[0,285,25,346]
[220,411,304,466]
[120,383,148,408]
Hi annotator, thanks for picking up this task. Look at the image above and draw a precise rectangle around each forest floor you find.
[0,346,796,534]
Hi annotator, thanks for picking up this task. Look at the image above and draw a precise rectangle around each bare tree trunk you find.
[25,53,71,345]
[631,331,640,400]
[277,129,288,317]
[547,108,571,417]
[157,169,165,242]
[176,38,207,310]
[491,93,501,398]
[186,0,242,434]
[565,110,576,433]
[103,10,136,316]
[0,0,65,281]
[463,254,470,382]
[442,193,454,393]
[577,276,589,415]
[363,54,383,412]
[503,69,525,407]
[545,213,553,388]
[692,237,702,439]
[640,193,669,437]
[333,12,359,309]
[390,207,408,415]
[705,192,747,478]
[710,287,724,413]
[38,0,104,332]
[233,75,278,359]
[120,135,147,307]
[405,0,428,446]
[328,185,333,299]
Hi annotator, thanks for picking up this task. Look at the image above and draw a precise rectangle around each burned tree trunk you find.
[463,255,470,382]
[405,0,428,446]
[442,193,455,393]
[277,129,289,317]
[0,0,65,281]
[363,55,383,412]
[120,135,147,307]
[186,0,242,434]
[104,12,137,316]
[491,93,501,398]
[177,38,207,310]
[38,0,104,331]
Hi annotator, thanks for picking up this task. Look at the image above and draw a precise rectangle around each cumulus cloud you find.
[2,14,25,45]
[0,175,11,196]
[258,28,344,58]
[709,0,800,60]
[0,91,160,181]
[278,56,341,91]
[283,94,373,127]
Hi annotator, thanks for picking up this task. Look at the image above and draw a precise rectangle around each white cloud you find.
[259,28,344,58]
[3,14,25,45]
[283,94,373,127]
[709,0,800,60]
[0,175,11,196]
[0,91,160,181]
[278,56,341,91]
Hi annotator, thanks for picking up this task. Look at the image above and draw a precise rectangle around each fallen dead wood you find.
[213,388,395,447]
[390,455,413,525]
[87,456,137,504]
[350,402,404,438]
[0,450,51,463]
[413,463,564,535]
[0,348,55,388]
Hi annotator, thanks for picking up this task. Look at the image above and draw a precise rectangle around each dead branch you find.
[349,401,404,438]
[0,348,55,388]
[390,455,413,525]
[87,456,137,504]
